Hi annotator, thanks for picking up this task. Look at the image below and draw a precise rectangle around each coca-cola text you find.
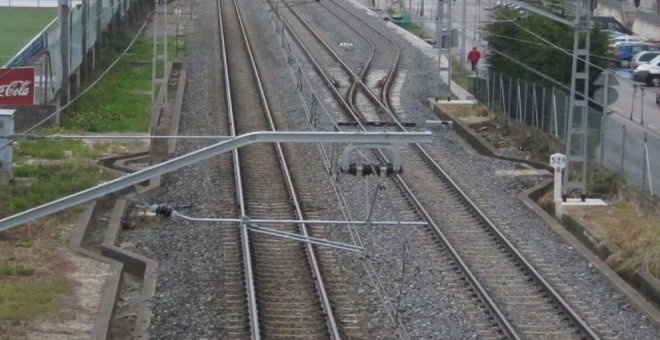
[0,80,32,97]
[0,67,35,105]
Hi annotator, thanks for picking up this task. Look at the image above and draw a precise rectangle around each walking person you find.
[467,46,481,72]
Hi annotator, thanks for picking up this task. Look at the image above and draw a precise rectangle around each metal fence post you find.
[599,114,606,166]
[0,110,15,185]
[507,76,512,118]
[552,87,558,137]
[524,81,529,124]
[640,87,645,125]
[516,79,522,122]
[500,74,505,114]
[644,132,653,196]
[620,125,626,177]
[541,86,546,132]
[630,85,637,121]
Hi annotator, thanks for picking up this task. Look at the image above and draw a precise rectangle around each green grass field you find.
[0,7,57,66]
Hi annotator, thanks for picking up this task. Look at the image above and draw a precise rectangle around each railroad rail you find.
[218,0,337,337]
[271,0,600,338]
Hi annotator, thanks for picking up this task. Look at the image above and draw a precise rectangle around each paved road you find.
[610,69,660,134]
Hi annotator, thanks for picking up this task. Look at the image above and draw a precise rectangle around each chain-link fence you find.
[599,118,658,197]
[5,0,135,104]
[469,72,657,198]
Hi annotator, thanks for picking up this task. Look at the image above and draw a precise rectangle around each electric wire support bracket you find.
[0,130,437,233]
[139,204,428,254]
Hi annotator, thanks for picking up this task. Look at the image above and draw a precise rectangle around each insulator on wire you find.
[341,162,402,177]
[362,163,374,176]
[155,204,174,217]
[386,163,398,176]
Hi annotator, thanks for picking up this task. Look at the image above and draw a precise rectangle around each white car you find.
[630,51,660,70]
[610,35,647,48]
[632,55,660,86]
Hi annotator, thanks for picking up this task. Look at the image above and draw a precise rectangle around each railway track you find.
[319,0,401,114]
[268,1,601,338]
[217,0,338,337]
[277,0,391,123]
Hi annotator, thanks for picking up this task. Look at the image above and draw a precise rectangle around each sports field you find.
[0,7,56,66]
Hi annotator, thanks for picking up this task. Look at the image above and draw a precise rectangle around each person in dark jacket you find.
[467,47,481,72]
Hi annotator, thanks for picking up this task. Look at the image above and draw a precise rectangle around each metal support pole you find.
[599,114,606,166]
[81,0,88,82]
[644,132,653,196]
[436,0,452,93]
[461,0,467,61]
[0,131,433,232]
[599,71,609,166]
[0,110,15,185]
[642,132,648,190]
[58,0,70,124]
[619,125,626,176]
[640,87,645,125]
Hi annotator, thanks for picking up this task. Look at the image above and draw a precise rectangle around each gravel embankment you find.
[120,0,659,338]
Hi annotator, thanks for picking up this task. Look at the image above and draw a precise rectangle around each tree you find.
[483,7,610,90]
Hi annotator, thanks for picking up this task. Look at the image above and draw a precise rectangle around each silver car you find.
[630,51,660,70]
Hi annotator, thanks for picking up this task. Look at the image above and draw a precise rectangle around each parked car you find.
[632,55,660,86]
[610,35,647,47]
[630,51,660,70]
[593,16,635,35]
[613,42,660,67]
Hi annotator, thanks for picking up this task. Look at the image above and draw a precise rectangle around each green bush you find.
[588,165,619,196]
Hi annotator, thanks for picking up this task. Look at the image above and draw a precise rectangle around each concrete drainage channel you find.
[68,61,185,339]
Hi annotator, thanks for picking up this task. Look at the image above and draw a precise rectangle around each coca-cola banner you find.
[0,67,35,105]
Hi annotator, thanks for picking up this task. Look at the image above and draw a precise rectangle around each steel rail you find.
[216,0,259,338]
[313,1,377,118]
[268,3,505,337]
[323,0,401,114]
[232,0,340,337]
[278,1,392,120]
[330,4,598,338]
[356,18,598,339]
[270,1,519,336]
[271,2,596,338]
[267,1,366,129]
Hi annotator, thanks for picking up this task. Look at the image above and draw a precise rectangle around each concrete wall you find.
[597,0,660,40]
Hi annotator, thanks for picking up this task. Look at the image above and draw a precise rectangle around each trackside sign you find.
[0,67,35,105]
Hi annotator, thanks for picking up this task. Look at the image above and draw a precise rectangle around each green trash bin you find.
[391,15,403,27]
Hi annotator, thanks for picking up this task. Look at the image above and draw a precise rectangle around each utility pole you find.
[505,0,593,200]
[562,0,592,201]
[152,0,169,103]
[436,0,453,93]
[81,1,88,84]
[58,0,70,125]
[461,0,467,61]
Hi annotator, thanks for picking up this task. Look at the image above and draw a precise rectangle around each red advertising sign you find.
[0,67,35,105]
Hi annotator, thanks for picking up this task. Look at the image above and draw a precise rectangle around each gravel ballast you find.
[119,0,659,338]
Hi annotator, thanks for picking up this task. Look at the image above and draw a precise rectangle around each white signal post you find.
[550,152,607,217]
[550,153,566,202]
